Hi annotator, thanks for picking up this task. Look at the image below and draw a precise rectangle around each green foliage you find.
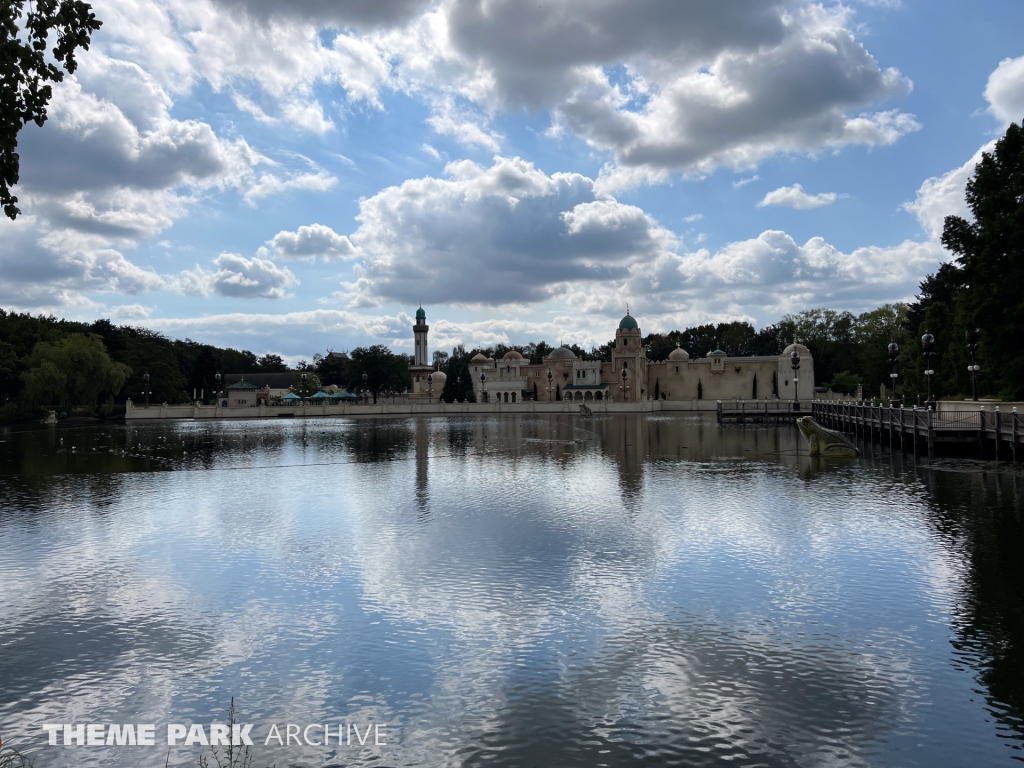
[314,352,349,386]
[0,340,19,397]
[939,120,1024,399]
[290,372,322,397]
[22,333,130,409]
[256,353,288,372]
[440,346,476,402]
[346,345,412,401]
[2,0,102,219]
[826,371,863,395]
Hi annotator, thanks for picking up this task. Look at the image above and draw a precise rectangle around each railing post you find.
[1013,408,1019,464]
[927,406,934,461]
[979,406,986,458]
[912,407,919,462]
[995,407,1002,462]
[716,400,722,424]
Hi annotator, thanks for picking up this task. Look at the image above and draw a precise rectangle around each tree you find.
[941,120,1024,399]
[315,352,349,386]
[290,372,322,397]
[440,348,474,402]
[0,340,19,398]
[2,0,102,219]
[347,345,411,401]
[827,371,862,395]
[22,333,129,409]
[256,353,288,372]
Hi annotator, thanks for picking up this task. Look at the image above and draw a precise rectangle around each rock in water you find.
[579,403,593,417]
[797,416,859,457]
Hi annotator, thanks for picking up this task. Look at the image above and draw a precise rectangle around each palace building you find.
[410,308,814,404]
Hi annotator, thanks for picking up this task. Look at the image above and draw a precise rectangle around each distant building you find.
[412,307,814,404]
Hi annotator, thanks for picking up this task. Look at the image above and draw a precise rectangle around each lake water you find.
[0,414,1021,767]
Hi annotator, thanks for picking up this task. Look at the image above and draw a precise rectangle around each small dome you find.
[668,343,689,361]
[471,352,488,363]
[618,313,639,331]
[548,346,577,360]
[415,306,426,321]
[502,349,524,361]
[782,342,811,357]
[708,349,726,357]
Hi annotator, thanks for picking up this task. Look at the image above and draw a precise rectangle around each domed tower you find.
[612,308,647,402]
[410,306,434,396]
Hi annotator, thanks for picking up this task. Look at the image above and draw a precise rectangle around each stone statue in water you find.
[579,403,593,417]
[797,416,859,457]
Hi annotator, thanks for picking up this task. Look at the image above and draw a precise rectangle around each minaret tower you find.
[410,305,433,395]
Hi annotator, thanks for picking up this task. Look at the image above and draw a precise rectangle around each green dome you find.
[618,313,638,331]
[415,306,426,321]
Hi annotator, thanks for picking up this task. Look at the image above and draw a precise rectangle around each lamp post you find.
[143,372,151,408]
[921,330,936,407]
[621,365,629,402]
[480,371,486,403]
[362,372,369,404]
[546,368,553,401]
[427,372,434,403]
[965,328,980,401]
[888,340,900,407]
[214,372,221,400]
[790,349,800,411]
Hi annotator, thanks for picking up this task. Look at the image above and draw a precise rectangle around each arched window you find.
[511,392,516,403]
[504,392,509,403]
[675,366,679,373]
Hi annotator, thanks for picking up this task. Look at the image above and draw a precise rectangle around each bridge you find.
[813,400,1021,461]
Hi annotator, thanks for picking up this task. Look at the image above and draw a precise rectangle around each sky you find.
[2,0,1023,361]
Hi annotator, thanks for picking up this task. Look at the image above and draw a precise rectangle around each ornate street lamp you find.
[214,372,221,397]
[427,372,434,403]
[143,372,151,408]
[480,371,487,403]
[621,365,629,402]
[790,349,801,411]
[546,368,553,401]
[921,330,936,407]
[362,372,369,404]
[888,340,900,407]
[965,328,980,401]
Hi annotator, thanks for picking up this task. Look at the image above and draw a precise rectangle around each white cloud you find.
[261,224,359,262]
[341,155,678,306]
[902,143,990,240]
[207,253,299,299]
[242,170,337,205]
[110,303,155,319]
[757,184,839,210]
[984,54,1024,126]
[381,1,919,189]
[88,0,920,185]
[733,175,760,188]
